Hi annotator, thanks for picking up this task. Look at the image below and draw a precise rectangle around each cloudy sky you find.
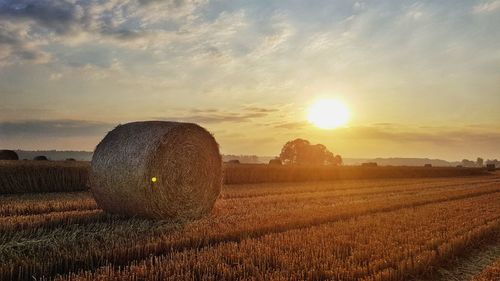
[1,0,499,160]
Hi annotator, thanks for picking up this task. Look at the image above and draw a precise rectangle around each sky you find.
[0,0,499,160]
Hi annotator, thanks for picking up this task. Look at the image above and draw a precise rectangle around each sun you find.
[307,99,350,129]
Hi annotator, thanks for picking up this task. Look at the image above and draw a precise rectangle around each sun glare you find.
[307,99,350,129]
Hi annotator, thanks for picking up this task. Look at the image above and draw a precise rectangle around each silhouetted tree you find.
[476,157,484,167]
[334,155,343,166]
[461,159,475,167]
[279,138,310,164]
[279,138,342,165]
[269,158,282,165]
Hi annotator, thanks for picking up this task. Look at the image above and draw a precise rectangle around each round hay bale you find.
[33,155,48,161]
[0,150,19,160]
[90,121,222,220]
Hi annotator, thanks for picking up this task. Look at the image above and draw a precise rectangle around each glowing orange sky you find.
[1,0,500,160]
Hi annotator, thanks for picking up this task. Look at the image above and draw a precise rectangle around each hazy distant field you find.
[1,173,499,281]
[0,160,489,194]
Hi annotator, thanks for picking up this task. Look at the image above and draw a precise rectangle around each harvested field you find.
[0,161,488,194]
[0,172,499,280]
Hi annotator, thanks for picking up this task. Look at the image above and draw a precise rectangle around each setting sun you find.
[307,99,350,129]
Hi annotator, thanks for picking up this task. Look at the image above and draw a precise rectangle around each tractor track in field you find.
[413,235,500,281]
[222,176,500,199]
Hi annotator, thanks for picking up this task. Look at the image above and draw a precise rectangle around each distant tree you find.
[334,155,343,166]
[279,138,342,165]
[279,139,310,164]
[476,157,484,167]
[269,158,282,165]
[461,159,475,167]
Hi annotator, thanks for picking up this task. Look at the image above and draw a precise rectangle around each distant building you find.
[227,159,240,164]
[486,164,496,171]
[361,162,378,167]
[424,164,432,168]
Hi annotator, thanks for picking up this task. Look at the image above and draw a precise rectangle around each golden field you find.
[0,169,499,280]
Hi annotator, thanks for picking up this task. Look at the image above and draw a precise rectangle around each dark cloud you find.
[164,112,268,123]
[371,122,396,127]
[100,28,144,40]
[0,0,203,36]
[336,125,500,145]
[0,0,79,34]
[0,26,19,45]
[274,121,307,130]
[272,121,500,146]
[244,106,280,113]
[137,0,196,8]
[0,0,209,65]
[0,0,139,64]
[0,24,50,63]
[0,120,114,137]
[157,108,271,124]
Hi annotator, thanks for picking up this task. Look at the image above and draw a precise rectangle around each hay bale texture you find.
[0,150,18,160]
[90,121,222,220]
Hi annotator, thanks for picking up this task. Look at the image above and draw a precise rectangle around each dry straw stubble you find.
[90,121,222,220]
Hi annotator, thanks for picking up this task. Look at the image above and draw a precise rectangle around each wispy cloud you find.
[473,0,500,14]
[273,121,308,130]
[333,125,500,145]
[0,0,209,65]
[0,1,499,157]
[156,106,277,124]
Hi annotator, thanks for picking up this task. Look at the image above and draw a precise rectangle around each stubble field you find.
[0,169,499,281]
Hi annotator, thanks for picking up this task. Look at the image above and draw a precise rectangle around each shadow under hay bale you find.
[0,150,18,160]
[90,121,222,220]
